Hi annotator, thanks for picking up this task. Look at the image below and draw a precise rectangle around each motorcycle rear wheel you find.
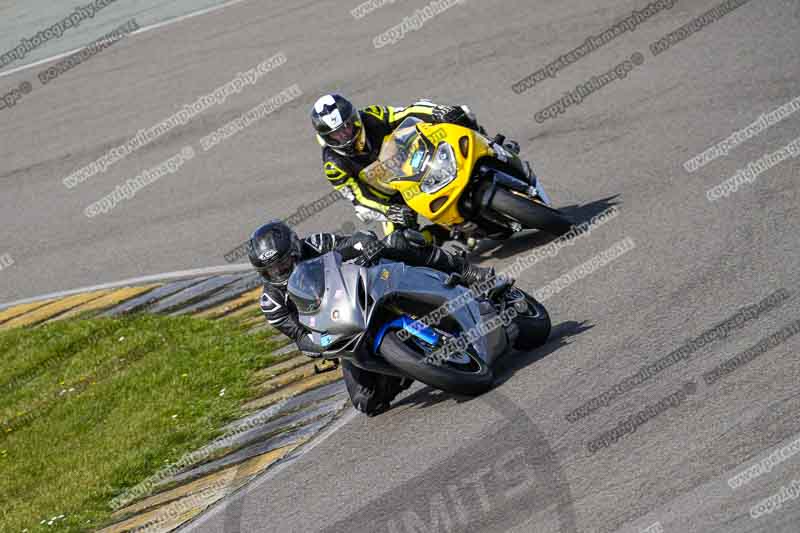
[378,331,494,396]
[511,292,552,350]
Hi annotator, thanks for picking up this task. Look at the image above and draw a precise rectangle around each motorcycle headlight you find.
[420,143,457,194]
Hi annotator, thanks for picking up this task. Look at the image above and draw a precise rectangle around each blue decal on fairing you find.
[373,315,439,353]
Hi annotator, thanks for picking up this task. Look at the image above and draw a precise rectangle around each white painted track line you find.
[0,262,253,311]
[0,0,253,80]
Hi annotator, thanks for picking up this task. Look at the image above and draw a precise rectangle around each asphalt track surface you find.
[2,0,800,531]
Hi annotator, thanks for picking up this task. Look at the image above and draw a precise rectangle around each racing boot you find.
[420,240,495,287]
[459,263,497,287]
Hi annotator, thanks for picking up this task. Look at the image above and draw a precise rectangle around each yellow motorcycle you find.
[360,117,573,247]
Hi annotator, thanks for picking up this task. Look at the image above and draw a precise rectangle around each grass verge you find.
[0,314,283,532]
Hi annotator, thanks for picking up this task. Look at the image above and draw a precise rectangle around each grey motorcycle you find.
[286,251,551,396]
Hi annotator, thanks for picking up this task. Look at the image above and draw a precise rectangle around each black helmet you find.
[248,220,302,285]
[311,94,367,156]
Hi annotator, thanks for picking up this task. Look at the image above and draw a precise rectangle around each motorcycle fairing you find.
[293,252,508,367]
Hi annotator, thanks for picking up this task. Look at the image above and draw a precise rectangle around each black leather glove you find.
[432,104,482,132]
[295,332,325,357]
[386,204,418,229]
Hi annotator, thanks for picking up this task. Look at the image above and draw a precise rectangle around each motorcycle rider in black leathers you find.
[311,94,523,244]
[248,219,495,416]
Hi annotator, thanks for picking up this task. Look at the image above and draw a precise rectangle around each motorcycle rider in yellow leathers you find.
[310,94,524,244]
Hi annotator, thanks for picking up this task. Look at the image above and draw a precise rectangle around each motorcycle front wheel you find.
[378,331,494,396]
[488,187,573,236]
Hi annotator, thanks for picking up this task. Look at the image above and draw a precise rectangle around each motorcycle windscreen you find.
[287,257,325,314]
[360,118,430,194]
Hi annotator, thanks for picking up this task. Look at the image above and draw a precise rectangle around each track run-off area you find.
[1,0,799,532]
